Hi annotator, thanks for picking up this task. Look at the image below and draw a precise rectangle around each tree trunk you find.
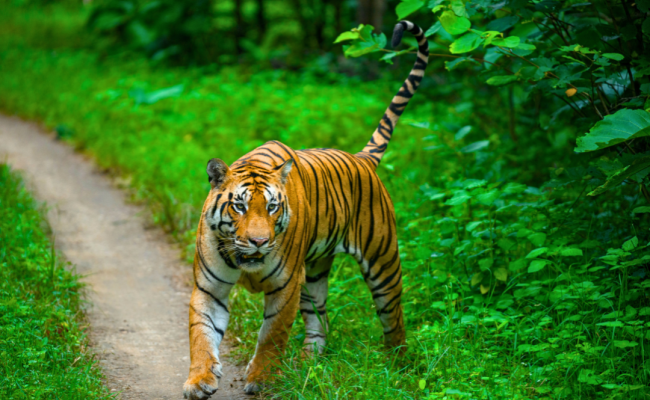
[314,0,328,49]
[289,0,311,49]
[357,0,385,32]
[256,0,267,41]
[333,0,343,34]
[234,0,244,55]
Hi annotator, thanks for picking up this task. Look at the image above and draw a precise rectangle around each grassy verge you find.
[1,3,649,399]
[0,164,112,399]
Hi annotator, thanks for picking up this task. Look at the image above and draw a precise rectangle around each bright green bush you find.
[0,165,112,399]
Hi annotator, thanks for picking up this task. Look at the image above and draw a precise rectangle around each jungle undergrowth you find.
[0,164,113,399]
[1,3,649,398]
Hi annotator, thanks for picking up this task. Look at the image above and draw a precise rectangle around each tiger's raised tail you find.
[358,20,429,167]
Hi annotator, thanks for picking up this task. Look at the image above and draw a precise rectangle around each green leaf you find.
[639,0,650,12]
[344,42,379,57]
[597,321,624,327]
[334,31,360,43]
[343,29,387,57]
[491,36,520,48]
[466,221,482,232]
[560,248,583,257]
[432,4,445,13]
[587,156,650,196]
[127,21,155,46]
[526,247,548,259]
[418,379,426,390]
[450,32,483,54]
[461,179,487,189]
[481,31,501,47]
[578,369,604,385]
[445,194,471,205]
[439,11,471,35]
[486,75,518,86]
[509,258,528,271]
[516,43,536,51]
[460,140,489,153]
[623,236,639,251]
[476,189,500,205]
[633,206,650,213]
[602,53,624,61]
[501,182,528,194]
[130,84,184,105]
[485,16,519,32]
[479,258,493,271]
[445,56,478,70]
[450,0,468,17]
[91,13,128,31]
[528,232,547,247]
[513,42,536,56]
[575,109,650,152]
[425,22,442,37]
[614,340,638,348]
[603,311,624,319]
[397,0,425,20]
[454,240,471,256]
[380,52,398,64]
[502,182,527,194]
[455,125,472,140]
[446,389,471,396]
[497,238,516,251]
[528,259,548,273]
[494,267,508,282]
[356,24,374,40]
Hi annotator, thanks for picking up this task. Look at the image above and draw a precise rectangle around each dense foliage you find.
[332,0,650,397]
[1,0,650,398]
[0,165,113,399]
[86,0,364,65]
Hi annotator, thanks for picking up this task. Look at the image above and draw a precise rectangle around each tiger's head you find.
[204,158,293,271]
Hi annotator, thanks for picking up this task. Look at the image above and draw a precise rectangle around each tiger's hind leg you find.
[357,236,405,352]
[300,256,334,354]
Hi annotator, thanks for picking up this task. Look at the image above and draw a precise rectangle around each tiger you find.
[183,20,429,399]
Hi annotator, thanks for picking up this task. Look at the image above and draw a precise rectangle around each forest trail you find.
[0,115,248,400]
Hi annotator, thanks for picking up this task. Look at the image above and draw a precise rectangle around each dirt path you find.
[0,115,247,399]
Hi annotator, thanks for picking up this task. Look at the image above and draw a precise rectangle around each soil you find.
[0,115,249,400]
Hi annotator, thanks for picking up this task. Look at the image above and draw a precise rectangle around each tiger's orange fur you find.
[184,21,429,399]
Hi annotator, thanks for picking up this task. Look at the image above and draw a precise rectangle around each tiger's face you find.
[205,158,293,271]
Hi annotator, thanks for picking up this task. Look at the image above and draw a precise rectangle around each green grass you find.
[1,3,649,399]
[0,164,113,399]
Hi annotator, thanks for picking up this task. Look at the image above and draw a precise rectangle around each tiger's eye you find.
[234,203,245,212]
[268,204,277,212]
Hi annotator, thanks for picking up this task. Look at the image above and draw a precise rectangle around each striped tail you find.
[358,21,429,167]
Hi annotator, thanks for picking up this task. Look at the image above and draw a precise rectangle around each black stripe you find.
[301,308,326,315]
[210,194,222,217]
[190,305,225,338]
[306,269,330,283]
[305,333,326,338]
[196,227,235,285]
[265,265,297,296]
[196,282,229,313]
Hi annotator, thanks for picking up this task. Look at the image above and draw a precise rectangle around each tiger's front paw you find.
[183,362,222,400]
[243,381,262,394]
[244,359,265,394]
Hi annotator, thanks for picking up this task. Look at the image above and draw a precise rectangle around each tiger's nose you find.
[249,237,269,248]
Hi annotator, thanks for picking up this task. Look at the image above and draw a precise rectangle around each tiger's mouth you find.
[236,253,265,266]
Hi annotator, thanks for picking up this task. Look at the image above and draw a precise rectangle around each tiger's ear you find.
[207,158,230,189]
[275,159,293,184]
